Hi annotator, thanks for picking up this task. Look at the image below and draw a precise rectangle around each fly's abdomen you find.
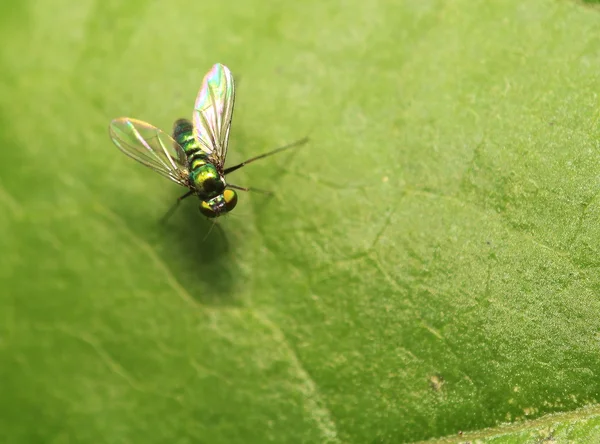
[173,118,223,198]
[173,118,202,155]
[173,118,213,168]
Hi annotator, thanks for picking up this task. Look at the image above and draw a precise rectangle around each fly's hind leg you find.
[160,190,194,224]
[228,184,272,195]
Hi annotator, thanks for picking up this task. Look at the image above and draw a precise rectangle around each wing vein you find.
[192,63,236,167]
[131,123,172,171]
[109,118,189,188]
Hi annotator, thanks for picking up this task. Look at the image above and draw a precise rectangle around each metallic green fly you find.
[109,63,307,219]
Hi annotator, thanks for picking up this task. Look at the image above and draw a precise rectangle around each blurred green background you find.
[2,0,600,442]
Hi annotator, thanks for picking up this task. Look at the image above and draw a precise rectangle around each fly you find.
[109,63,307,219]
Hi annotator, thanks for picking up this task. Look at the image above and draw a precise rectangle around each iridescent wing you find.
[193,63,236,168]
[109,117,189,187]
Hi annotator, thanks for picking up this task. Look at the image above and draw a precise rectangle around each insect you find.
[109,63,307,219]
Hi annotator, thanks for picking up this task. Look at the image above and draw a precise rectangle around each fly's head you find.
[199,189,238,218]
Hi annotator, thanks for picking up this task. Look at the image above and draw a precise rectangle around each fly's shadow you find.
[151,197,239,306]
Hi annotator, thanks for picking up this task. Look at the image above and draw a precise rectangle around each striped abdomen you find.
[172,118,225,200]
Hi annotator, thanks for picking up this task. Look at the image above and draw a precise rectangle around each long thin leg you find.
[160,190,194,223]
[224,137,309,175]
[228,184,272,194]
[202,218,219,242]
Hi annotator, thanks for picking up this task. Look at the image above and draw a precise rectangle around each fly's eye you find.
[199,201,217,218]
[223,189,238,212]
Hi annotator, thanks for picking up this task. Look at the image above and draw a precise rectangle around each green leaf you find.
[2,0,600,442]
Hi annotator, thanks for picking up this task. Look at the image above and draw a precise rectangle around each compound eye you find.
[223,189,238,212]
[199,200,217,218]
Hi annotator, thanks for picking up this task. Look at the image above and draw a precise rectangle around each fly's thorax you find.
[189,163,225,199]
[172,118,199,154]
[199,189,238,218]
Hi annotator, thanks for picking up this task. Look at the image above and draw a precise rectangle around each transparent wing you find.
[109,117,189,187]
[193,63,236,168]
